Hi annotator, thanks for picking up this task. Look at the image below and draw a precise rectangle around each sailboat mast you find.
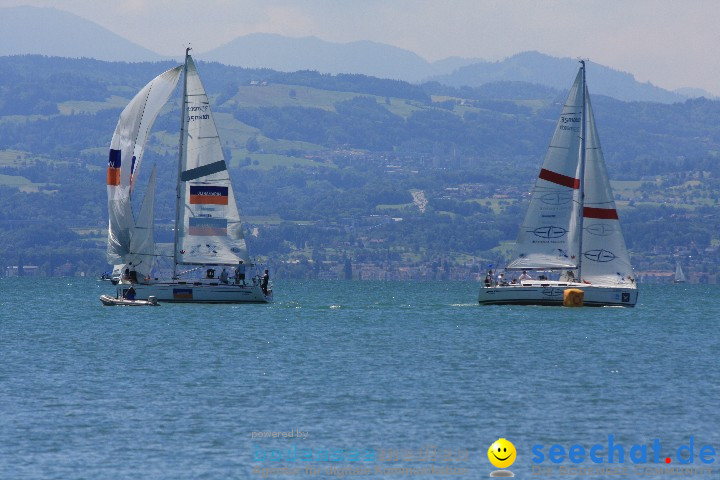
[576,60,587,281]
[172,48,191,280]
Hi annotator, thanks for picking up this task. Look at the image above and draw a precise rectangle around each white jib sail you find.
[175,55,247,265]
[106,65,182,264]
[579,91,634,285]
[507,69,585,271]
[127,166,157,279]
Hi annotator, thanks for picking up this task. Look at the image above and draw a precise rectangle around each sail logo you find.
[188,243,221,255]
[560,115,580,123]
[190,185,229,205]
[531,435,716,477]
[560,115,581,132]
[539,191,573,205]
[187,105,210,121]
[530,226,568,239]
[585,223,616,237]
[584,249,616,263]
[189,217,228,236]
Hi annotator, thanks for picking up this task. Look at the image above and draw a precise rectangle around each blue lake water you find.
[1,278,718,479]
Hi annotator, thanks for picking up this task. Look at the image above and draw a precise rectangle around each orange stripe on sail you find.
[189,195,228,205]
[107,167,121,186]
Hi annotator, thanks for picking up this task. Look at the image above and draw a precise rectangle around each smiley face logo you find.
[488,438,516,469]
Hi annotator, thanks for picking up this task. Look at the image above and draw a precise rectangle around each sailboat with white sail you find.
[478,61,637,307]
[674,262,687,283]
[103,49,271,303]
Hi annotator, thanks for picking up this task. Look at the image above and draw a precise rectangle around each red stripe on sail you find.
[539,168,579,189]
[584,207,619,219]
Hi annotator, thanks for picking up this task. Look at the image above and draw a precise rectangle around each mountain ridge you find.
[202,32,480,82]
[0,6,715,104]
[0,6,164,62]
[427,51,695,104]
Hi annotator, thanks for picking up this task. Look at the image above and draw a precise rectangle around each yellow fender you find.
[563,288,584,307]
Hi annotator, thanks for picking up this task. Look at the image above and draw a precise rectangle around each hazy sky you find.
[2,0,720,94]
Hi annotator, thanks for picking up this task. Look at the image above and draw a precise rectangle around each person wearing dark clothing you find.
[125,286,136,300]
[261,269,269,295]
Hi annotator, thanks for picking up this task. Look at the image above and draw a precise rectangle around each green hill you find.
[1,55,720,281]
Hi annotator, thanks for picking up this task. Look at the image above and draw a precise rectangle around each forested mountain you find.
[1,55,719,281]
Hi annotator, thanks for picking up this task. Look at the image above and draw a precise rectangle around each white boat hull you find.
[478,281,637,307]
[100,294,159,306]
[116,281,272,304]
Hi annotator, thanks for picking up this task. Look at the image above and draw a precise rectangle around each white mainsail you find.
[579,93,634,285]
[126,166,157,279]
[106,66,182,264]
[174,54,247,267]
[507,69,584,271]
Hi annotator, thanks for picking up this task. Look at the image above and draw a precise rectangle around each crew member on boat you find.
[236,260,246,285]
[261,269,269,295]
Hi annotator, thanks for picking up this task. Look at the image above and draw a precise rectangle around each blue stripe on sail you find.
[108,149,121,168]
[189,185,228,196]
[131,155,136,175]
